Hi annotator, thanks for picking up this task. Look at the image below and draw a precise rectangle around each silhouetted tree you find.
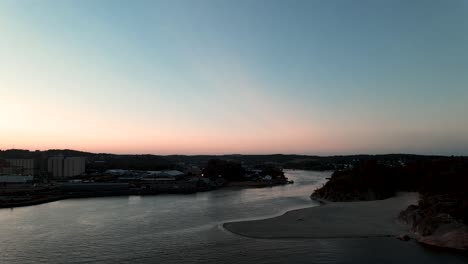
[259,165,286,179]
[202,159,246,181]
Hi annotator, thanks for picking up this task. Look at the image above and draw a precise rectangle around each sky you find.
[1,0,467,155]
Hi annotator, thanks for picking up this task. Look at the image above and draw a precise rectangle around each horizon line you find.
[0,148,464,157]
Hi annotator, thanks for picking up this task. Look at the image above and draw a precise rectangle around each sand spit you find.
[224,192,418,239]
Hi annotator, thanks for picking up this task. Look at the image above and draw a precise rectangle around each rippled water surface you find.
[0,170,466,264]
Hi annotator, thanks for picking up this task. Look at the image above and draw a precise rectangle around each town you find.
[0,149,295,208]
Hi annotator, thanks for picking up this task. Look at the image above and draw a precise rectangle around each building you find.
[48,157,63,178]
[63,157,86,178]
[185,166,202,176]
[48,156,86,178]
[142,170,185,179]
[157,170,185,178]
[105,169,130,176]
[0,175,34,183]
[3,159,35,175]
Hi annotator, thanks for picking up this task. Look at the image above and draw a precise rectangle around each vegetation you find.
[0,149,446,172]
[314,158,467,201]
[312,161,399,201]
[86,155,175,172]
[202,159,246,181]
[312,157,468,247]
[201,160,288,182]
[257,164,286,180]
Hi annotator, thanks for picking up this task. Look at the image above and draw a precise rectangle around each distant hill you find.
[0,149,455,171]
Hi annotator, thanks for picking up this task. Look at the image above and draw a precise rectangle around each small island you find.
[202,159,291,188]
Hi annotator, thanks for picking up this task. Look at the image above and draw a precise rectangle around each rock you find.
[418,230,468,251]
[397,234,411,241]
[400,203,468,251]
[399,204,421,225]
[415,213,457,236]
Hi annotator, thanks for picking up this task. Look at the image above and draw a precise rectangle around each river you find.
[0,170,465,263]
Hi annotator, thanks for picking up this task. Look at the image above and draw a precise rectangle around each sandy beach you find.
[224,192,419,239]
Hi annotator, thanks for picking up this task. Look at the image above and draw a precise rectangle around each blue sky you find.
[1,0,467,155]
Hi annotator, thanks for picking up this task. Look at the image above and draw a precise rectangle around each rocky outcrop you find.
[418,231,468,251]
[399,195,468,251]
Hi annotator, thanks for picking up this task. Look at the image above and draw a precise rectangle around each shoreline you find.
[223,192,419,239]
[0,181,290,209]
[0,195,67,209]
[0,191,196,209]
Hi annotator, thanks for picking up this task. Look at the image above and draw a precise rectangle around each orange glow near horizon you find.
[0,89,328,155]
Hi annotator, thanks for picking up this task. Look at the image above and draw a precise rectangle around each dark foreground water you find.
[0,170,466,264]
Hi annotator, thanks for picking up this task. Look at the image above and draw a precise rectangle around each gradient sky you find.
[1,0,467,155]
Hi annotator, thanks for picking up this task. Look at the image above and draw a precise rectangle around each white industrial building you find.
[48,156,86,178]
[4,159,35,175]
[63,157,86,177]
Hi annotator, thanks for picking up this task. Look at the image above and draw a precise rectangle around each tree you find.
[202,159,246,181]
[259,165,286,180]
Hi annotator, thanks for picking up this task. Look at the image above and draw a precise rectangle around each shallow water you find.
[0,170,465,264]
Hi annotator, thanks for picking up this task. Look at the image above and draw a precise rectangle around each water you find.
[0,170,466,264]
